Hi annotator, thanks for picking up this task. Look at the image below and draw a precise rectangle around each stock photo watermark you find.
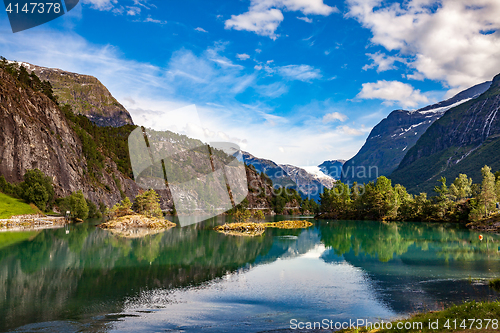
[3,0,79,32]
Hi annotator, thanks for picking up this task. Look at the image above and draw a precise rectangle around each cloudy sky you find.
[1,0,500,166]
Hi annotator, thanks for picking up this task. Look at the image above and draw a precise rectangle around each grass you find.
[0,192,39,219]
[340,301,500,333]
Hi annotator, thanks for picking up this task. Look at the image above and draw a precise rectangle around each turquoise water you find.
[0,218,499,332]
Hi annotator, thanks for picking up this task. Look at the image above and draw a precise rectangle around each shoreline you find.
[0,215,68,232]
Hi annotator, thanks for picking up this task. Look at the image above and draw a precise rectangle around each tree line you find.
[0,169,102,220]
[318,166,500,222]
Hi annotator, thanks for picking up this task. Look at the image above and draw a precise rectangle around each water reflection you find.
[0,219,498,332]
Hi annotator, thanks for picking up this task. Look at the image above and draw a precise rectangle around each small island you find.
[98,190,176,234]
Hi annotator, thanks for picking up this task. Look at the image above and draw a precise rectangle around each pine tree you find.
[479,165,497,217]
[449,174,473,201]
[133,189,163,218]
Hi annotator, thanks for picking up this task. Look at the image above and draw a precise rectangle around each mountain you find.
[239,151,297,188]
[280,164,335,198]
[12,61,134,127]
[341,81,491,184]
[0,65,140,208]
[239,151,335,200]
[0,64,280,213]
[318,160,346,180]
[390,73,500,194]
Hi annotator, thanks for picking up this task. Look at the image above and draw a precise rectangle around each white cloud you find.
[323,112,348,123]
[195,27,208,33]
[362,52,404,72]
[337,125,365,136]
[82,0,117,10]
[225,0,338,39]
[297,16,313,23]
[347,0,500,91]
[126,6,141,16]
[225,9,284,40]
[357,80,429,108]
[144,17,167,24]
[277,64,322,81]
[236,53,251,60]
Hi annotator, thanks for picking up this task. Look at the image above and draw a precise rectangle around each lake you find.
[0,217,499,332]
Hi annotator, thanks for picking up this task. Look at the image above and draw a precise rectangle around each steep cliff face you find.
[391,74,500,193]
[13,61,134,127]
[341,81,491,184]
[0,67,141,208]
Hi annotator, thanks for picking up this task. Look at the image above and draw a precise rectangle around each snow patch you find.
[301,166,334,180]
[417,98,472,115]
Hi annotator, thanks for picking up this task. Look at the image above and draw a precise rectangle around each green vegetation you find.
[0,192,39,219]
[133,189,163,219]
[341,301,500,333]
[60,104,136,179]
[490,278,500,292]
[319,165,500,223]
[16,169,55,211]
[0,169,55,212]
[108,197,134,220]
[0,57,57,102]
[57,191,89,220]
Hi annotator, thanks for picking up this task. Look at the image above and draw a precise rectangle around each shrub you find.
[133,189,163,219]
[108,197,133,219]
[17,169,55,211]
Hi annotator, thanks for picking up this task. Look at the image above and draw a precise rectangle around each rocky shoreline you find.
[0,214,68,232]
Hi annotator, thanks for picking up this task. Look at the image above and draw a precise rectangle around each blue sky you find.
[1,0,500,166]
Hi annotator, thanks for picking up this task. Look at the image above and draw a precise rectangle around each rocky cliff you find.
[13,61,134,127]
[0,67,141,208]
[341,81,491,184]
[391,74,500,194]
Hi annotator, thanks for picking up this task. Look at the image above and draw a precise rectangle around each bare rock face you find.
[13,61,134,127]
[0,68,139,208]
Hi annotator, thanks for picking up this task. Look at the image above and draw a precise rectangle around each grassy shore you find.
[340,301,500,333]
[0,192,39,219]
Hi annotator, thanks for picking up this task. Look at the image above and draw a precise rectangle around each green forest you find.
[319,166,500,223]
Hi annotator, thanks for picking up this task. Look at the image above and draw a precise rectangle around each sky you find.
[1,0,500,167]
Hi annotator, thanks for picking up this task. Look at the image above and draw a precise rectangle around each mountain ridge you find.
[390,73,500,193]
[341,81,491,184]
[10,61,134,127]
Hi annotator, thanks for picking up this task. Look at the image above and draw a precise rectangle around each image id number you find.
[6,3,62,14]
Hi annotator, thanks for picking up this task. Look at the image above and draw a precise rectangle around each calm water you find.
[0,218,499,332]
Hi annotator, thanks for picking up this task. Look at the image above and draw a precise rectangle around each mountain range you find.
[239,151,342,200]
[391,73,500,194]
[341,81,492,185]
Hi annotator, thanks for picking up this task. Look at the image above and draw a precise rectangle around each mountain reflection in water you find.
[0,218,499,332]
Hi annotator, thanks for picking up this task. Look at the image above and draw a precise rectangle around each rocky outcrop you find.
[13,61,134,127]
[341,81,491,184]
